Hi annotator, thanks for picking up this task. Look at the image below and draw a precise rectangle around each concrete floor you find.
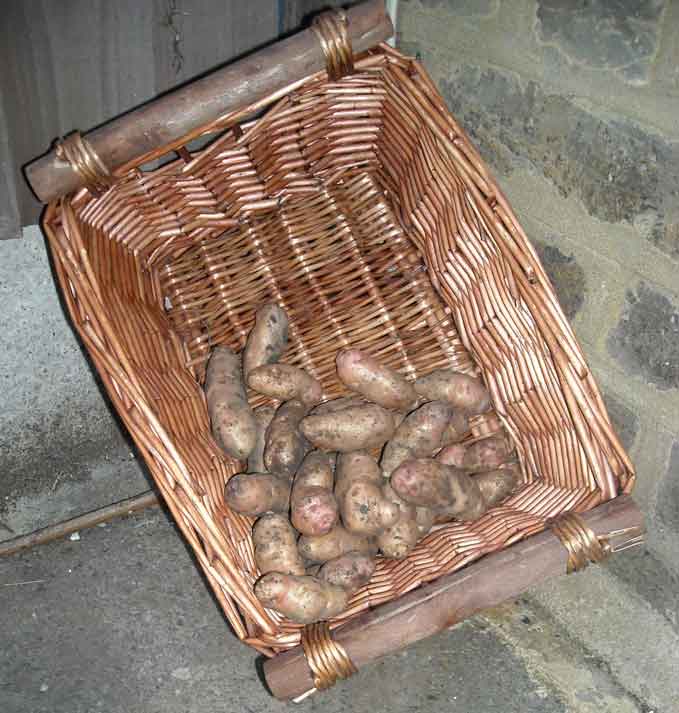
[1,481,674,713]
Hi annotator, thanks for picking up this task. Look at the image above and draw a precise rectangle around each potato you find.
[247,405,276,474]
[291,451,338,536]
[380,401,454,478]
[311,396,367,415]
[248,364,322,407]
[319,552,376,593]
[224,473,291,517]
[298,524,378,563]
[474,465,521,508]
[414,369,491,415]
[437,443,468,468]
[377,482,420,559]
[440,411,470,445]
[264,399,310,479]
[243,302,289,377]
[390,458,453,508]
[300,404,397,452]
[437,468,486,522]
[415,506,435,537]
[254,573,349,624]
[336,349,418,411]
[305,563,322,577]
[462,435,513,472]
[205,347,257,460]
[253,514,305,576]
[335,452,399,535]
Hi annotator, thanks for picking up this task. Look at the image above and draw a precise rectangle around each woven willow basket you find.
[42,39,634,656]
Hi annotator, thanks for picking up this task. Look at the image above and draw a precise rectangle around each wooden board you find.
[1,0,280,235]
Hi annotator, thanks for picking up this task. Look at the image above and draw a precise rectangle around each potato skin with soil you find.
[248,364,322,407]
[243,302,289,378]
[380,401,454,478]
[254,573,349,624]
[291,451,338,536]
[253,514,305,576]
[414,369,491,414]
[205,347,257,460]
[319,552,376,593]
[336,452,399,535]
[264,399,310,479]
[300,404,397,452]
[336,349,418,411]
[298,524,378,563]
[247,405,276,474]
[462,435,513,472]
[225,473,291,517]
[377,482,421,559]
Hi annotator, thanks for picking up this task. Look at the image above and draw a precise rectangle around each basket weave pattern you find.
[43,46,634,654]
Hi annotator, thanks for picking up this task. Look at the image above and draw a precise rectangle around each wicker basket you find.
[40,11,633,667]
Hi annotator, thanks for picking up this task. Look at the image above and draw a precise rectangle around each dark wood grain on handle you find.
[25,0,393,203]
[263,495,643,700]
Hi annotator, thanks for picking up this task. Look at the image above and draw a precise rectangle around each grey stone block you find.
[0,510,569,713]
[607,282,679,390]
[605,544,679,633]
[656,441,679,532]
[601,392,638,452]
[533,240,585,321]
[536,0,665,85]
[439,65,679,259]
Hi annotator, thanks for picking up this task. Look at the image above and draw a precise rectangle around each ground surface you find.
[2,478,676,713]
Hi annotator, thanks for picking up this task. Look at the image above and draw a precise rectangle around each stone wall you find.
[398,0,679,566]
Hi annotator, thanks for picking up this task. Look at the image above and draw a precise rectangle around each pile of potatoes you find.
[205,303,520,624]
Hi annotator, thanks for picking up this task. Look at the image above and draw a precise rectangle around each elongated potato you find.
[335,452,399,534]
[437,443,468,468]
[243,303,289,377]
[319,552,376,593]
[225,473,291,517]
[311,396,367,415]
[390,458,453,508]
[377,482,420,559]
[414,369,491,415]
[336,349,418,411]
[248,364,322,407]
[291,451,338,536]
[253,514,305,576]
[205,347,257,460]
[247,405,276,474]
[462,435,513,472]
[264,399,309,479]
[298,524,378,563]
[255,573,349,624]
[380,401,454,478]
[474,465,521,508]
[300,404,397,452]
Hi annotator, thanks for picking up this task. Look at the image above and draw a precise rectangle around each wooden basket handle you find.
[263,495,644,701]
[24,0,393,204]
